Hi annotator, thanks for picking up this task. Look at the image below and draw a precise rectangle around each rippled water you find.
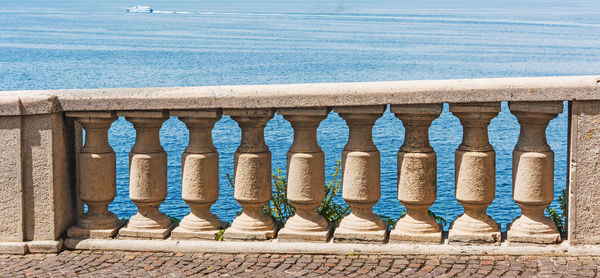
[2,0,600,229]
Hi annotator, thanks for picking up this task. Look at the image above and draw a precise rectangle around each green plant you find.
[227,160,349,230]
[167,214,180,223]
[263,167,296,229]
[428,210,447,226]
[546,188,567,233]
[215,228,226,241]
[316,160,350,228]
[379,214,395,229]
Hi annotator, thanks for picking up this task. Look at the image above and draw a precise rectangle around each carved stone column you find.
[118,111,173,239]
[389,104,442,243]
[66,112,123,238]
[277,108,331,242]
[448,103,501,244]
[171,110,225,240]
[333,106,387,243]
[223,109,276,240]
[508,102,562,243]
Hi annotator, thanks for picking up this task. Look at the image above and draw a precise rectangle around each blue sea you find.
[2,0,600,229]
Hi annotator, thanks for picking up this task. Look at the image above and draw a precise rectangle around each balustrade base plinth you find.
[390,224,442,244]
[171,226,226,240]
[448,216,501,244]
[27,240,63,253]
[507,220,561,244]
[277,224,332,242]
[333,227,388,243]
[448,231,501,245]
[118,222,176,240]
[0,242,28,255]
[67,220,127,239]
[222,228,276,241]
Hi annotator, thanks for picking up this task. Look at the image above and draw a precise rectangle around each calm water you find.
[2,0,600,229]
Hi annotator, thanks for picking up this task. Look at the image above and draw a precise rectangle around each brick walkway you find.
[0,250,598,277]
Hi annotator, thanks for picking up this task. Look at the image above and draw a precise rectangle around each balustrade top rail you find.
[1,75,599,115]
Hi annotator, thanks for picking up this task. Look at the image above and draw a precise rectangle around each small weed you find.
[546,188,567,233]
[215,228,226,241]
[167,214,180,223]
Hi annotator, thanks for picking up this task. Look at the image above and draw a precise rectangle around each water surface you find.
[2,0,599,229]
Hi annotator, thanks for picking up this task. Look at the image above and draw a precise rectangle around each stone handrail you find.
[1,75,598,115]
[1,75,600,255]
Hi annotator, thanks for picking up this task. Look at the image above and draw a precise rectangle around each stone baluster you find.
[333,106,387,242]
[170,110,225,240]
[118,111,173,239]
[277,108,331,242]
[507,102,563,243]
[66,112,123,238]
[223,109,276,240]
[389,104,442,243]
[448,103,501,243]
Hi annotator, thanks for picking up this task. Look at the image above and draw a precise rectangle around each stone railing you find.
[1,76,599,255]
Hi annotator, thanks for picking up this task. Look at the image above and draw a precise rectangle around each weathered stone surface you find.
[333,106,387,243]
[22,113,77,249]
[449,102,501,244]
[277,108,332,242]
[118,111,173,239]
[507,102,562,244]
[568,101,600,245]
[0,76,598,115]
[171,110,225,240]
[223,109,276,241]
[390,104,442,243]
[62,237,600,256]
[0,112,77,253]
[0,116,24,243]
[66,112,120,239]
[51,75,600,112]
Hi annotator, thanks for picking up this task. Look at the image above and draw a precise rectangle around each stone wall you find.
[0,75,599,254]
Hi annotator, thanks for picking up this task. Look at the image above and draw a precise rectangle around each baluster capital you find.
[510,102,563,152]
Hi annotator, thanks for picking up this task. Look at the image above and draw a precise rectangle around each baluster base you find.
[171,213,227,240]
[333,213,388,243]
[278,215,332,242]
[67,220,127,239]
[223,211,276,241]
[118,210,175,239]
[390,216,442,243]
[507,215,560,244]
[448,214,501,244]
[118,223,175,239]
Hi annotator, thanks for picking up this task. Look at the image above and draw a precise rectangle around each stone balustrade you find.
[0,76,599,255]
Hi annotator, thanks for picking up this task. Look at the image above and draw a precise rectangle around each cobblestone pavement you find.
[0,250,599,277]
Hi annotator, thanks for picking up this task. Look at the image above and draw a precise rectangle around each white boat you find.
[126,5,153,13]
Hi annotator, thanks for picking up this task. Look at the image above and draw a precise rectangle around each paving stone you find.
[1,251,600,276]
